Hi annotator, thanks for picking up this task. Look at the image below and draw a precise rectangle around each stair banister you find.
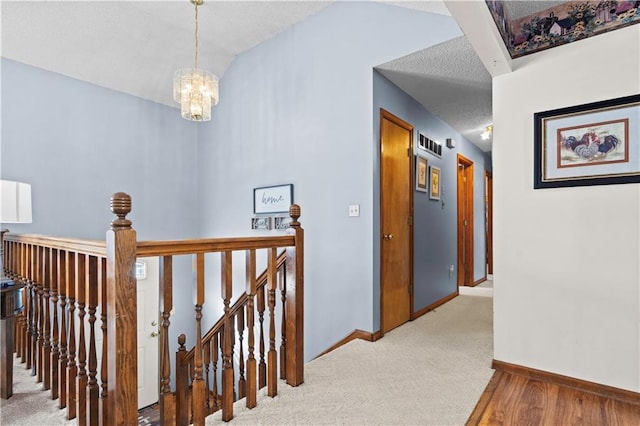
[106,192,138,425]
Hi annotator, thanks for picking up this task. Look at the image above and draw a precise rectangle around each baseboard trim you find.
[492,359,640,406]
[412,290,458,320]
[314,329,382,359]
[316,289,460,359]
[470,276,487,287]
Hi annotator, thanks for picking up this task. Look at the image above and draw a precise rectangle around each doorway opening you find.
[485,171,493,276]
[457,154,474,286]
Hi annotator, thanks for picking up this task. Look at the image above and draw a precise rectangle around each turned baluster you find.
[100,257,109,425]
[36,245,46,382]
[204,340,211,412]
[17,243,27,363]
[30,245,38,375]
[58,250,68,409]
[66,251,77,420]
[22,243,30,363]
[245,249,257,408]
[175,334,188,426]
[50,248,60,399]
[25,244,34,369]
[257,284,266,389]
[18,244,27,361]
[159,256,174,425]
[76,253,88,426]
[42,246,51,390]
[192,253,206,425]
[279,264,286,380]
[267,248,278,397]
[10,243,18,361]
[221,250,234,421]
[285,204,304,386]
[87,255,99,424]
[237,308,246,400]
[13,243,24,361]
[212,332,219,412]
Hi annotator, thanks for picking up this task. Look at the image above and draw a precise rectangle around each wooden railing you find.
[174,250,288,424]
[2,193,304,425]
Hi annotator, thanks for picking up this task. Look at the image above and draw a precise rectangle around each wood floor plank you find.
[471,370,640,426]
[478,372,529,425]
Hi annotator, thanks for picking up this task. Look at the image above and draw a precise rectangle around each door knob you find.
[383,234,394,240]
[150,331,159,338]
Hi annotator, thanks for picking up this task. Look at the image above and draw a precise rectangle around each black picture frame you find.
[253,184,294,214]
[534,94,640,189]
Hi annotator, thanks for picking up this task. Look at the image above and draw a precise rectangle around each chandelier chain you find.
[194,1,199,69]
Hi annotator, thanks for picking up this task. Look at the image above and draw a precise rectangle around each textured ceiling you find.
[378,36,493,152]
[0,1,572,153]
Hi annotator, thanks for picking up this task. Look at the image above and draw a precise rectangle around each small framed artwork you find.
[251,217,272,230]
[253,184,293,214]
[274,217,290,230]
[534,94,640,189]
[416,155,428,192]
[429,165,441,200]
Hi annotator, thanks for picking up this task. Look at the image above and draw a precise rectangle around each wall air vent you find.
[418,133,442,158]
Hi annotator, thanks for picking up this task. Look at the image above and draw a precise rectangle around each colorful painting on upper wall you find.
[486,0,640,58]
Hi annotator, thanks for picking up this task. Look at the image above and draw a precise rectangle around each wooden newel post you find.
[285,204,304,386]
[106,192,138,425]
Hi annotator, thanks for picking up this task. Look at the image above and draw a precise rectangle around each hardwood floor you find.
[467,370,640,425]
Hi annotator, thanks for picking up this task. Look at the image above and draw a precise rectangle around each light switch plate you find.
[348,204,360,217]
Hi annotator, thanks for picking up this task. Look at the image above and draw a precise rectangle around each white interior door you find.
[136,256,159,409]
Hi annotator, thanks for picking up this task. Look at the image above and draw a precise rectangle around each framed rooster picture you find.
[534,94,640,189]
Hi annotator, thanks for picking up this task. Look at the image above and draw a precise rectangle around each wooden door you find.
[457,154,474,286]
[485,171,493,275]
[136,256,159,409]
[380,109,412,333]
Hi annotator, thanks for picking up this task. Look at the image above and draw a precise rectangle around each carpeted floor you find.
[1,294,493,425]
[207,294,494,425]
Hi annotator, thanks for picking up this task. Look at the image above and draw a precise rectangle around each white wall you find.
[493,26,640,392]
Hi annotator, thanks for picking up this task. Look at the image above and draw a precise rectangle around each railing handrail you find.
[4,234,107,257]
[136,236,295,257]
[183,250,287,361]
[4,234,296,258]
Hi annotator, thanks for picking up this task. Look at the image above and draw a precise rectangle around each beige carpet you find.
[0,362,75,425]
[1,295,493,425]
[208,294,493,425]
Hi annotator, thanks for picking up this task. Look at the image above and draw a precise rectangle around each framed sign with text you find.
[253,184,294,214]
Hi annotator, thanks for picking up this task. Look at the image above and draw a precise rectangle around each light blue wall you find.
[1,59,199,240]
[196,2,462,359]
[373,71,491,315]
[1,58,199,383]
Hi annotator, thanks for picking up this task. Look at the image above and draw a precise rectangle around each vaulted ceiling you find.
[3,1,635,152]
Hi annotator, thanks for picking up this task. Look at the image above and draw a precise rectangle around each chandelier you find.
[173,0,219,121]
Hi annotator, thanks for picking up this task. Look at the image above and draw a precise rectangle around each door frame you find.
[485,170,493,275]
[379,108,414,334]
[457,153,474,286]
